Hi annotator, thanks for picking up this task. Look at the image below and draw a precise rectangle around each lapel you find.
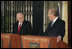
[15,21,18,32]
[19,21,26,32]
[51,18,59,28]
[47,22,52,29]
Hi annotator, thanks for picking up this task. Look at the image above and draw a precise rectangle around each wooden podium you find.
[1,34,11,48]
[1,33,21,48]
[21,35,57,48]
[1,33,69,48]
[10,34,21,48]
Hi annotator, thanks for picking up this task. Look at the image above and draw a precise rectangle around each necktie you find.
[18,23,21,34]
[51,21,54,27]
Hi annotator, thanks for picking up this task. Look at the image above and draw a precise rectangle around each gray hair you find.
[50,8,58,17]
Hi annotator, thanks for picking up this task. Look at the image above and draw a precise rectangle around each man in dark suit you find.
[45,9,65,43]
[12,13,32,35]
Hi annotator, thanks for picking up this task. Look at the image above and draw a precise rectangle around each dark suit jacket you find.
[12,21,33,35]
[45,17,65,40]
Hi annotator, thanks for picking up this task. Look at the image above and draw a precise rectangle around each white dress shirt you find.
[18,22,22,27]
[51,17,58,27]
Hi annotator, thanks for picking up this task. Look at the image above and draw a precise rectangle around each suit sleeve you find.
[26,22,33,35]
[12,23,17,34]
[12,23,15,34]
[58,21,65,38]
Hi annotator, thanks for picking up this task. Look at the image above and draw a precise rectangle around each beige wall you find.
[62,1,68,44]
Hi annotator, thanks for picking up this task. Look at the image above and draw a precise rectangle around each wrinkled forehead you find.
[16,13,24,18]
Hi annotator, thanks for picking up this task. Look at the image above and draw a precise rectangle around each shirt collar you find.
[52,17,58,24]
[18,22,22,26]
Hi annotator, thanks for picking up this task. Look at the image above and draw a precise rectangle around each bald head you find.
[16,13,24,23]
[48,9,58,21]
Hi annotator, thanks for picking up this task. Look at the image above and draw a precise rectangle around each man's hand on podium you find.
[57,36,62,43]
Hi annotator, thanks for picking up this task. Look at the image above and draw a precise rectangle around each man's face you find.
[17,13,24,23]
[48,9,54,21]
